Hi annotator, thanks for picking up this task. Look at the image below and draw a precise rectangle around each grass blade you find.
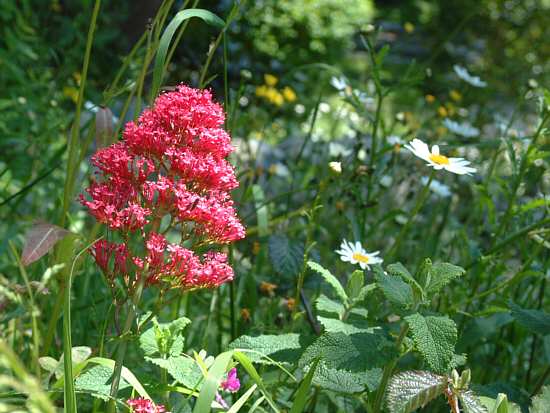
[193,350,234,413]
[151,9,224,100]
[289,359,319,413]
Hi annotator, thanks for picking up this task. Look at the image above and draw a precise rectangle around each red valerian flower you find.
[81,85,245,291]
[127,397,166,413]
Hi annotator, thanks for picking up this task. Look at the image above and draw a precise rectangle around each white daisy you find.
[404,138,476,175]
[443,118,479,138]
[336,240,383,270]
[330,76,348,91]
[453,65,487,88]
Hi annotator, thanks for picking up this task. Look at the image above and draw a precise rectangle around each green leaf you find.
[317,316,370,334]
[386,262,422,292]
[233,351,280,413]
[74,365,130,401]
[151,9,225,99]
[193,350,233,413]
[480,393,521,413]
[139,317,191,357]
[510,302,550,335]
[227,384,258,413]
[307,261,348,303]
[346,270,364,300]
[459,390,489,413]
[386,370,447,413]
[299,331,395,393]
[374,267,414,308]
[425,262,465,295]
[229,334,307,365]
[315,294,346,317]
[290,359,320,413]
[269,235,304,277]
[405,313,457,373]
[146,355,202,389]
[531,385,550,413]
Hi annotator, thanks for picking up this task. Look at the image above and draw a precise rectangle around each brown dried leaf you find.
[22,221,72,266]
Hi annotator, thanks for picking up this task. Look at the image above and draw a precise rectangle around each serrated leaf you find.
[386,370,447,413]
[405,313,457,373]
[269,235,304,277]
[347,270,364,300]
[229,334,307,365]
[38,357,58,373]
[21,221,72,266]
[146,355,202,389]
[299,331,395,392]
[74,365,130,400]
[317,316,371,334]
[386,262,423,292]
[460,390,489,413]
[425,262,465,295]
[316,294,346,317]
[307,261,348,303]
[310,363,381,393]
[531,385,550,413]
[139,317,190,357]
[510,302,550,335]
[375,268,414,308]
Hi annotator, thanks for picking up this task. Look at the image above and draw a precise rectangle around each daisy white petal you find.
[405,138,476,176]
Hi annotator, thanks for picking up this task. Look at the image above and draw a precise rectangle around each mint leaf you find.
[425,262,465,295]
[229,334,307,365]
[405,313,457,373]
[316,294,346,317]
[307,261,348,303]
[375,268,414,308]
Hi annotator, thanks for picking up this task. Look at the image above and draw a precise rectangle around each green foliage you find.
[510,303,550,335]
[269,235,305,277]
[307,261,348,303]
[386,370,447,413]
[229,334,306,365]
[405,313,458,373]
[299,331,395,393]
[374,267,414,308]
[531,386,550,413]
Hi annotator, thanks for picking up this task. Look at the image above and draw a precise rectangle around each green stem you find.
[9,243,41,379]
[61,0,101,227]
[372,323,409,413]
[387,170,435,260]
[107,275,146,412]
[495,112,550,240]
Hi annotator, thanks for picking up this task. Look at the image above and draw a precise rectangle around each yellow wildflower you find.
[404,22,415,34]
[63,86,79,103]
[282,86,297,102]
[449,89,462,102]
[425,94,436,104]
[264,74,278,86]
[437,106,448,117]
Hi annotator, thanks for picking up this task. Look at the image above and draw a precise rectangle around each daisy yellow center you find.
[352,253,369,263]
[429,153,450,165]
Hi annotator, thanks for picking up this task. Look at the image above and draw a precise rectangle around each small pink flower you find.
[127,397,166,413]
[220,368,240,393]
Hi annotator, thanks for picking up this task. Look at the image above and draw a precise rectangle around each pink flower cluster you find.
[81,85,245,290]
[127,397,166,413]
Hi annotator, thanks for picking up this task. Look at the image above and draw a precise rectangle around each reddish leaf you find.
[22,221,72,266]
[95,106,114,149]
